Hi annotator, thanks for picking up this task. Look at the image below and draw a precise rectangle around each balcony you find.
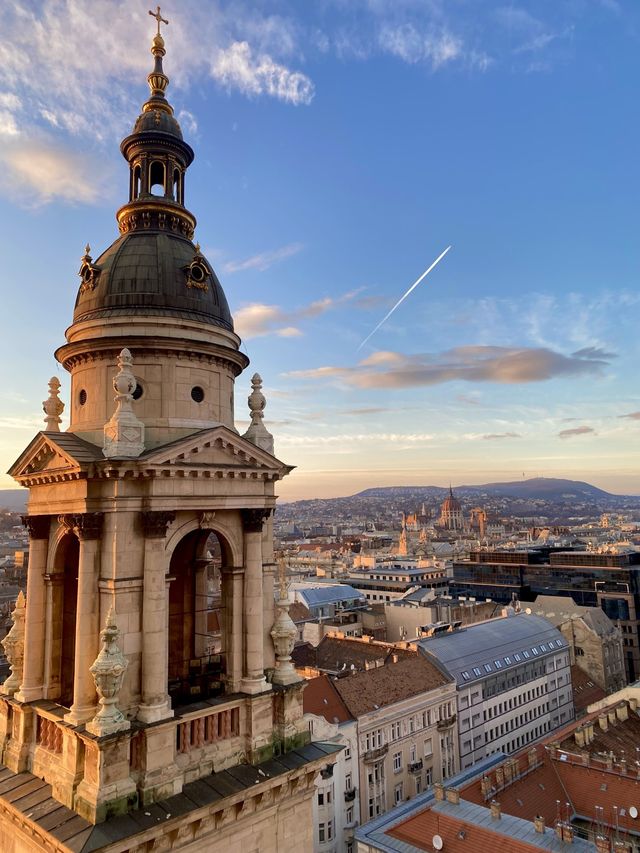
[408,760,423,774]
[363,744,388,763]
[344,787,357,802]
[437,714,457,731]
[175,701,240,754]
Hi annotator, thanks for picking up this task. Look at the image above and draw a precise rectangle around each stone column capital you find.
[21,515,50,540]
[241,508,272,533]
[141,510,176,538]
[59,513,104,541]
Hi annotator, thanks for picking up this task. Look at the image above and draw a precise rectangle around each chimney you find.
[548,742,560,759]
[445,787,460,805]
[490,800,501,820]
[599,714,609,732]
[574,726,585,748]
[495,766,504,787]
[391,653,398,664]
[534,815,545,834]
[528,747,538,769]
[562,824,574,844]
[619,758,627,775]
[595,836,611,853]
[607,709,617,727]
[555,822,564,841]
[584,720,595,744]
[504,761,513,784]
[629,697,638,713]
[434,783,445,802]
[480,776,492,799]
[616,702,628,722]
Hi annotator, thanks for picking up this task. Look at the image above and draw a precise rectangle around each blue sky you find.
[1,0,639,500]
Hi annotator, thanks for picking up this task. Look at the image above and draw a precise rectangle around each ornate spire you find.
[43,376,64,431]
[242,373,275,455]
[270,559,300,686]
[103,349,145,458]
[145,6,171,114]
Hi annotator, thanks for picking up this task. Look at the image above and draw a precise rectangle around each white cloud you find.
[0,136,108,206]
[213,41,314,105]
[234,289,361,339]
[224,242,304,274]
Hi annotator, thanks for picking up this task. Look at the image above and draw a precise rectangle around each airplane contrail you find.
[357,245,452,351]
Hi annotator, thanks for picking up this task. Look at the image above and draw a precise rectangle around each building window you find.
[409,716,415,733]
[394,783,404,804]
[319,823,326,843]
[423,709,432,727]
[473,667,482,677]
[425,767,433,786]
[393,751,402,773]
[416,776,422,794]
[327,820,333,840]
[346,806,354,824]
[346,773,352,790]
[424,737,433,757]
[410,744,417,763]
[318,792,324,806]
[391,721,401,741]
[344,745,351,760]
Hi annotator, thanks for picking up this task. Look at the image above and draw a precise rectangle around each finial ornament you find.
[86,606,130,736]
[242,373,275,455]
[270,559,300,686]
[149,5,168,36]
[43,376,64,431]
[103,349,145,458]
[0,591,26,696]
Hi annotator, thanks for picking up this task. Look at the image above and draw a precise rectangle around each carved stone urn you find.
[0,591,26,696]
[270,579,300,686]
[86,607,130,736]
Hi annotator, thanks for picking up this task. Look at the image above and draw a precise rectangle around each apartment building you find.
[417,613,574,770]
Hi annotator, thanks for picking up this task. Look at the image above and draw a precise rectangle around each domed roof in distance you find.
[73,231,233,331]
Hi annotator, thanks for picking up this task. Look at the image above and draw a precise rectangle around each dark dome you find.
[132,109,183,138]
[73,231,233,331]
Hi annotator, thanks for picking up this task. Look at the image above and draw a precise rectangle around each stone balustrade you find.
[176,704,240,755]
[36,715,63,754]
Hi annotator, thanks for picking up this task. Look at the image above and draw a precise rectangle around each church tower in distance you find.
[0,10,337,852]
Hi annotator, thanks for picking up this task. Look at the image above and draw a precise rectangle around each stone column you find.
[240,509,271,695]
[65,513,103,726]
[263,563,276,672]
[15,515,50,702]
[221,565,244,693]
[43,572,63,699]
[137,511,175,724]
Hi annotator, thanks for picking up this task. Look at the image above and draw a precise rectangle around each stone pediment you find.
[8,432,102,485]
[141,426,293,477]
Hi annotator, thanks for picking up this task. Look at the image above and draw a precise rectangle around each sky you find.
[0,0,639,501]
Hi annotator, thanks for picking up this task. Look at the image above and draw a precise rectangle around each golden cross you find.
[149,5,169,36]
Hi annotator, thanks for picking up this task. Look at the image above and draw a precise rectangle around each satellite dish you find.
[525,608,532,615]
[630,806,638,819]
[432,834,444,851]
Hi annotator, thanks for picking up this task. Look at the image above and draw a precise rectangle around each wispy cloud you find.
[0,134,108,206]
[619,412,640,421]
[213,42,314,105]
[234,290,361,339]
[482,432,521,440]
[223,243,304,274]
[286,345,612,389]
[558,425,595,439]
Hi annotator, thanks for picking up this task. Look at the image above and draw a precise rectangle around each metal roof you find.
[296,585,365,608]
[417,613,567,685]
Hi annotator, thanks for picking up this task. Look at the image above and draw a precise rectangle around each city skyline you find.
[1,0,640,501]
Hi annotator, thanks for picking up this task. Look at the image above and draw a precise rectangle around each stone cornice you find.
[55,337,249,376]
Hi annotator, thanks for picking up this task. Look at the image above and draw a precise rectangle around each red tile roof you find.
[571,665,606,714]
[303,674,353,724]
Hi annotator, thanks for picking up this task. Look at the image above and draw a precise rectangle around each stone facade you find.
[0,14,335,853]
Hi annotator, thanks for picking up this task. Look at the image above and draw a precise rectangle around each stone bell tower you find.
[0,11,337,853]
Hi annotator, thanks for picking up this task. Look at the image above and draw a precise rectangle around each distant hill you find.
[0,490,27,512]
[357,478,616,502]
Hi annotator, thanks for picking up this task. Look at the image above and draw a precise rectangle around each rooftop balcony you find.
[363,744,388,763]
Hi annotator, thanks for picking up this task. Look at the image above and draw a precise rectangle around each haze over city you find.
[1,1,640,500]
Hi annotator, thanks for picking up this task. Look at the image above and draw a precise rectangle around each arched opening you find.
[51,532,79,707]
[149,160,165,197]
[173,168,180,203]
[168,529,227,707]
[132,164,142,200]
